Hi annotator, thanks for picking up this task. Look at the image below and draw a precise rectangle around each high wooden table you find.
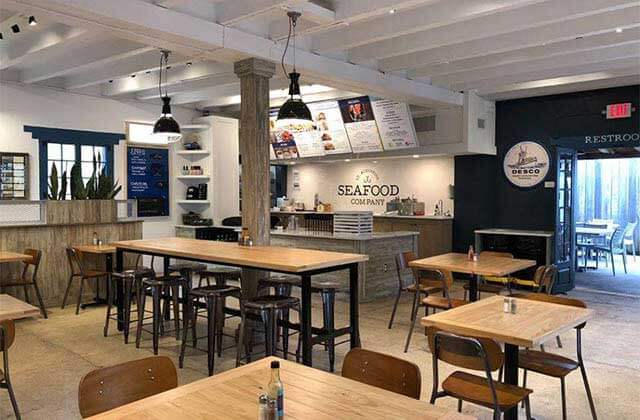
[410,252,536,301]
[422,295,593,420]
[74,244,117,308]
[0,294,41,321]
[113,237,369,366]
[0,251,31,263]
[89,357,474,419]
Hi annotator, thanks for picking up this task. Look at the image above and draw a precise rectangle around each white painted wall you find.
[0,82,199,244]
[286,156,455,215]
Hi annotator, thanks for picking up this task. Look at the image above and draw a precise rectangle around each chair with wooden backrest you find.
[427,327,532,420]
[510,293,597,420]
[62,247,110,315]
[511,264,557,293]
[463,251,514,300]
[388,251,442,330]
[0,249,47,319]
[404,268,465,353]
[78,356,177,418]
[1,320,20,420]
[342,348,421,399]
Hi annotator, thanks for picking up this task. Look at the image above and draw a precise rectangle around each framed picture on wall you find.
[0,152,29,200]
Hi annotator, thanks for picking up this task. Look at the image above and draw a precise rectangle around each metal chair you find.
[512,293,597,420]
[623,221,637,261]
[78,356,177,418]
[583,226,629,275]
[0,249,47,318]
[62,247,110,315]
[342,348,421,399]
[1,320,20,420]
[427,327,532,420]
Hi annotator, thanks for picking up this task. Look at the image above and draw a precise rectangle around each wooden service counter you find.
[0,200,142,307]
[373,215,452,258]
[270,230,418,302]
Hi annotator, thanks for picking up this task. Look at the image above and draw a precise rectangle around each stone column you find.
[233,57,276,297]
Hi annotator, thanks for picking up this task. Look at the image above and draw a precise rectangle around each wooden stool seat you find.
[519,349,579,378]
[442,371,533,411]
[423,295,467,310]
[82,269,109,279]
[407,283,442,293]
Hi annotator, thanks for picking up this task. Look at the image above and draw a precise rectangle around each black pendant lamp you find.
[152,50,181,143]
[277,11,312,125]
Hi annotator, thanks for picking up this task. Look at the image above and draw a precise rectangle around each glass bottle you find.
[267,361,284,419]
[467,245,475,261]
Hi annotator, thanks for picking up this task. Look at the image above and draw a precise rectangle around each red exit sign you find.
[606,102,632,119]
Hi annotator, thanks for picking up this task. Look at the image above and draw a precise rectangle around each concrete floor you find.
[2,282,639,419]
[576,256,640,296]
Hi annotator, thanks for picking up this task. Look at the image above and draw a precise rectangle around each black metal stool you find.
[168,261,207,281]
[235,295,300,367]
[135,274,190,355]
[179,284,241,375]
[103,269,150,343]
[199,266,242,288]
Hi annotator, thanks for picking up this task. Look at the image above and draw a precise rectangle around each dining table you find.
[112,237,369,367]
[88,356,474,419]
[0,293,41,321]
[421,295,594,420]
[409,252,536,301]
[74,244,117,308]
[0,251,31,264]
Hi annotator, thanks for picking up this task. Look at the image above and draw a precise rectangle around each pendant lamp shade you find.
[277,72,312,122]
[153,96,181,139]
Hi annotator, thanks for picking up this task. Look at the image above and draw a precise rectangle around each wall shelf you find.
[177,175,210,181]
[176,150,210,157]
[177,200,209,205]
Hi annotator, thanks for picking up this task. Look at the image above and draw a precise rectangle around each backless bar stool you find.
[103,269,153,344]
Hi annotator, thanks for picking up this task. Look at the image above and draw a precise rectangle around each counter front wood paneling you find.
[374,216,452,258]
[0,221,141,307]
[45,200,118,225]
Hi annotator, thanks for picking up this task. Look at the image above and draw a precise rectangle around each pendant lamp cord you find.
[158,50,169,99]
[281,13,297,81]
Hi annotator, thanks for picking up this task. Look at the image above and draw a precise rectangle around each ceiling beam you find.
[454,56,640,92]
[63,49,190,89]
[103,61,232,96]
[312,0,544,54]
[433,42,640,87]
[135,72,238,100]
[379,7,640,72]
[19,39,153,83]
[349,0,638,62]
[332,0,439,22]
[409,28,640,78]
[11,0,462,107]
[0,23,88,69]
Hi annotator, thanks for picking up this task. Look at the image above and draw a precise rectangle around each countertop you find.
[475,228,554,238]
[271,210,453,220]
[270,230,418,241]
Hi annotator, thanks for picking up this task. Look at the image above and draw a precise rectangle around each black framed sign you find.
[127,146,169,217]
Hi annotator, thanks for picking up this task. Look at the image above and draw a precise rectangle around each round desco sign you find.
[503,141,550,188]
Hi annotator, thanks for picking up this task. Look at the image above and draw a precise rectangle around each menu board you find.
[338,96,384,153]
[307,101,352,154]
[127,146,169,217]
[0,153,28,200]
[371,98,418,150]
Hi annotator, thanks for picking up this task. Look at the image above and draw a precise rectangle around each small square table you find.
[0,294,41,322]
[422,295,593,420]
[409,252,536,301]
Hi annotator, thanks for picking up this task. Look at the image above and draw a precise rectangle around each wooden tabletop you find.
[410,252,536,277]
[90,357,473,420]
[113,237,369,273]
[0,251,31,263]
[0,294,41,321]
[421,295,593,348]
[74,244,117,254]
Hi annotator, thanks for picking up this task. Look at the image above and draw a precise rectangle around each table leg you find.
[80,253,112,309]
[504,343,520,420]
[300,273,312,366]
[116,250,124,331]
[349,263,361,348]
[468,274,479,302]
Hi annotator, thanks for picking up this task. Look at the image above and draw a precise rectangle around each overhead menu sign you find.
[307,101,353,154]
[371,98,418,150]
[269,111,325,159]
[338,96,384,153]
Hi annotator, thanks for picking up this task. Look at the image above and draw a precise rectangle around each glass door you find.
[554,148,577,292]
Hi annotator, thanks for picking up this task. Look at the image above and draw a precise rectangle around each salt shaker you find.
[257,394,272,420]
[503,297,510,313]
[510,298,517,314]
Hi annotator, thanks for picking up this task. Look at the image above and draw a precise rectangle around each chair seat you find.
[442,371,532,410]
[244,295,299,310]
[462,283,505,294]
[422,296,466,310]
[519,349,579,378]
[191,284,241,298]
[311,281,342,292]
[483,275,510,285]
[143,275,188,287]
[511,278,538,288]
[84,270,109,278]
[407,283,442,294]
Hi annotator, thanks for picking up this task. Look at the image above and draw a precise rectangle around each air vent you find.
[477,118,485,129]
[413,115,436,132]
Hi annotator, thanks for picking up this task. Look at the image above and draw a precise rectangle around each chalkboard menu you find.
[127,146,169,217]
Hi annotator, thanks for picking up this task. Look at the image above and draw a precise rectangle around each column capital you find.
[233,58,276,79]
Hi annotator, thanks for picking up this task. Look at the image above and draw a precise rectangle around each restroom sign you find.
[503,141,550,188]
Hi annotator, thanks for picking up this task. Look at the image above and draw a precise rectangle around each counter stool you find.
[179,285,242,376]
[199,267,242,288]
[103,269,153,344]
[235,295,300,367]
[135,275,190,355]
[168,261,207,282]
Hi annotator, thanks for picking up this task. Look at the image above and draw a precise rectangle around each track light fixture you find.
[28,16,37,26]
[11,24,20,33]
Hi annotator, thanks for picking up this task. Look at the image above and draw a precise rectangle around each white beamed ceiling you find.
[0,0,637,111]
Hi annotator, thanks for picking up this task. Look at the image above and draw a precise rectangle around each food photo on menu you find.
[338,96,384,153]
[307,100,354,154]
